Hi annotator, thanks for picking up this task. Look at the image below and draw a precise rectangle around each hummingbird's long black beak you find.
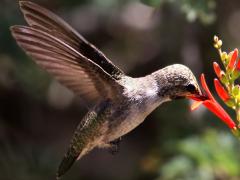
[186,83,209,101]
[185,84,207,101]
[171,89,207,100]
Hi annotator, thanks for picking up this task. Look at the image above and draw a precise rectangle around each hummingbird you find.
[11,1,203,179]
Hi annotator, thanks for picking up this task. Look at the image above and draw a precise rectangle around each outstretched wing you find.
[11,26,123,104]
[19,1,124,80]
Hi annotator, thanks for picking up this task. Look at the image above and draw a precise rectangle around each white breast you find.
[105,88,170,142]
[118,96,169,137]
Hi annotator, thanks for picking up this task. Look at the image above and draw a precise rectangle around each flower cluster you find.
[191,74,236,129]
[190,36,240,139]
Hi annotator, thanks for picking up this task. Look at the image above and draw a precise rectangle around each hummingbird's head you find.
[153,64,202,100]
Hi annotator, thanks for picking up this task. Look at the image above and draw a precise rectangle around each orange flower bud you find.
[228,48,238,70]
[213,62,222,78]
[214,78,230,102]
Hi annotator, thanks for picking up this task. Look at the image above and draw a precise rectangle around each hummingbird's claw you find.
[108,138,121,155]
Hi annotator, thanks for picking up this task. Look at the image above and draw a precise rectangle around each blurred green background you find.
[0,0,240,179]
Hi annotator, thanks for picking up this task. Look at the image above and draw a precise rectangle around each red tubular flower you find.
[228,48,238,70]
[213,62,222,78]
[199,74,214,99]
[189,74,236,129]
[214,78,230,102]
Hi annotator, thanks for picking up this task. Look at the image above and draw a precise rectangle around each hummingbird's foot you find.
[108,138,121,155]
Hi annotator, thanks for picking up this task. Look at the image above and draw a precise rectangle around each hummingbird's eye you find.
[186,84,196,93]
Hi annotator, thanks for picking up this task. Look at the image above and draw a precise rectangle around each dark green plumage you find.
[57,100,111,178]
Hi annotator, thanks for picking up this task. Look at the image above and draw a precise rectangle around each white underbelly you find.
[105,99,167,142]
[118,110,147,137]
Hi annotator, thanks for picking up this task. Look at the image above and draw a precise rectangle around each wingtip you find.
[19,1,34,6]
[19,1,39,11]
[9,25,20,35]
[19,1,29,7]
[9,25,16,32]
[9,25,26,33]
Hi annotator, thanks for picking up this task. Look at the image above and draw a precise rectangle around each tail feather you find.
[56,151,78,179]
[56,100,111,178]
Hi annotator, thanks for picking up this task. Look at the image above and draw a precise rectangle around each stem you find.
[234,107,240,139]
[218,48,222,56]
[236,107,240,124]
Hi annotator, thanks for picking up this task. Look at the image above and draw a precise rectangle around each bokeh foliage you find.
[141,0,216,24]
